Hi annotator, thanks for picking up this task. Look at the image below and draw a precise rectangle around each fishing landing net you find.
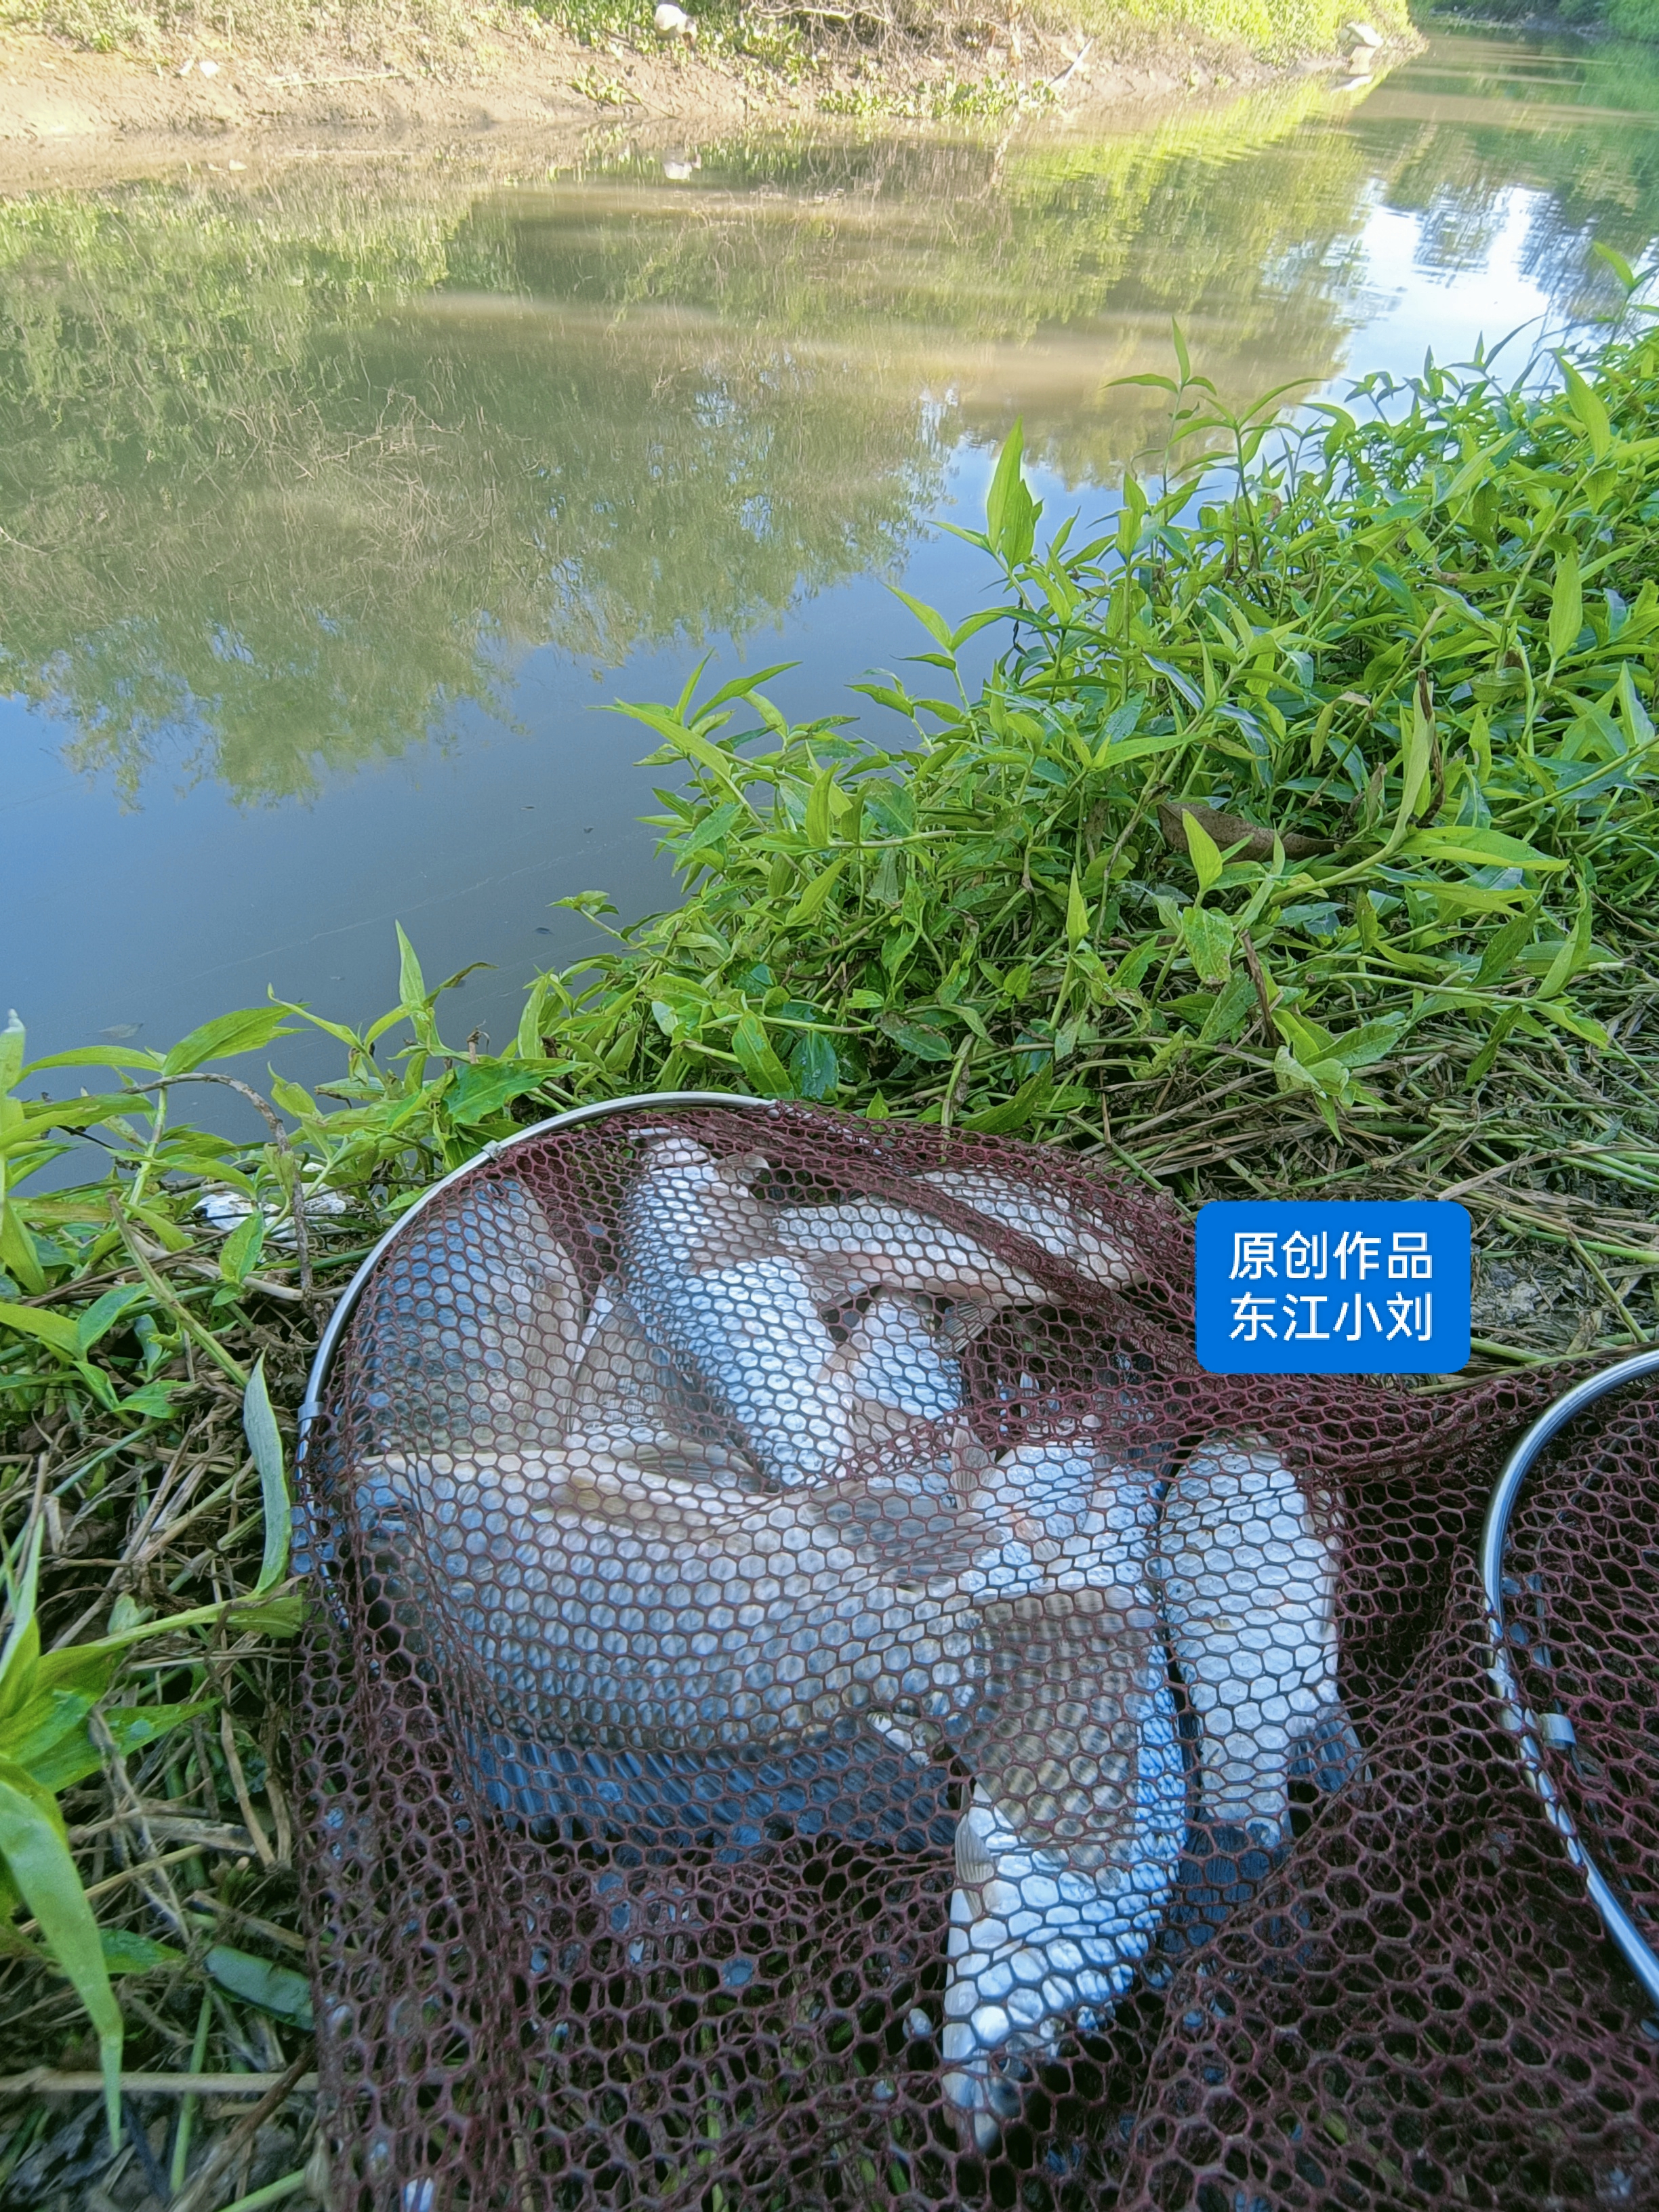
[292,1099,1659,2211]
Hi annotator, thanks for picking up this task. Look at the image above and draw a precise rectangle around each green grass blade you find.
[0,1761,121,2149]
[243,1356,291,1597]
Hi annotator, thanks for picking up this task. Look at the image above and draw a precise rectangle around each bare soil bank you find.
[0,14,1404,189]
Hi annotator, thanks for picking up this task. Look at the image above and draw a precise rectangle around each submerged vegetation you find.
[7,292,1659,2193]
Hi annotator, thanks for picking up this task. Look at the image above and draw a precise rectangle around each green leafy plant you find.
[0,1361,295,2148]
[7,304,1659,2187]
[521,316,1657,1145]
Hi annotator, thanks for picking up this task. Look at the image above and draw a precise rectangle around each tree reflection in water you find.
[0,28,1654,807]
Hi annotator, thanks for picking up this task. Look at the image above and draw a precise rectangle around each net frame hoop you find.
[1480,1345,1659,2015]
[294,1090,768,1462]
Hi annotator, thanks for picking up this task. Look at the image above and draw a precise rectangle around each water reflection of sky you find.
[1339,188,1574,388]
[5,26,1659,1098]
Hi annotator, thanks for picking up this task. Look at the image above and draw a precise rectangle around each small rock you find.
[1345,19,1382,44]
[198,55,220,73]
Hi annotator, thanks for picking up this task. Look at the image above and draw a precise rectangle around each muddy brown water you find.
[3,26,1657,1118]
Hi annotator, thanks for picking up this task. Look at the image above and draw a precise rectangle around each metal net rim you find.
[293,1089,769,1454]
[1481,1341,1659,2017]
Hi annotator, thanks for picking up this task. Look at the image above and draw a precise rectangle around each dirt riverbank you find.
[0,12,1410,189]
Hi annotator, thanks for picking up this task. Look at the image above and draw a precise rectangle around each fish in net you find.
[294,1100,1659,2210]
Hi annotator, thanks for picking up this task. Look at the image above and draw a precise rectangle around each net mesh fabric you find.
[294,1103,1659,2211]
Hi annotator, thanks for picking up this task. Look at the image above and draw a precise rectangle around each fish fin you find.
[949,1422,992,1500]
[1286,1701,1367,1798]
[956,1587,1167,1874]
[810,1475,991,1580]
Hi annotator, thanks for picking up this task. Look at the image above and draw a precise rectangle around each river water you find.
[5,26,1659,1086]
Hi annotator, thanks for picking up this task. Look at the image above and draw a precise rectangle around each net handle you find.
[293,1090,767,1465]
[1481,1345,1659,2015]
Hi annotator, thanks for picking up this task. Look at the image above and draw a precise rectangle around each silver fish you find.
[620,1138,848,1486]
[354,1175,585,1454]
[356,1441,1000,1749]
[941,1589,1184,2146]
[940,1441,1181,2139]
[565,1275,763,1489]
[916,1169,1142,1290]
[771,1193,1050,1309]
[819,1292,962,1465]
[1154,1436,1356,1845]
[354,1417,1183,2118]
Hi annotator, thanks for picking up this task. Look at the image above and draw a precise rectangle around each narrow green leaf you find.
[700,662,798,716]
[101,1931,183,1975]
[804,766,838,850]
[1549,544,1584,666]
[1399,826,1566,872]
[1066,867,1089,949]
[963,1071,1052,1134]
[1000,474,1038,569]
[0,1206,47,1296]
[1618,662,1654,747]
[1399,680,1433,829]
[1179,905,1235,986]
[786,852,850,926]
[1170,317,1192,385]
[204,1944,314,2028]
[889,586,955,653]
[730,1016,793,1098]
[1178,809,1224,897]
[0,1761,121,2148]
[444,1060,554,1128]
[1531,1000,1610,1048]
[1538,900,1592,1001]
[787,1031,839,1101]
[0,1012,24,1099]
[848,682,918,720]
[1474,909,1537,987]
[161,1006,293,1079]
[1467,1008,1519,1087]
[0,1300,79,1357]
[1559,357,1612,462]
[949,607,1009,651]
[75,1284,150,1356]
[1592,241,1637,293]
[243,1357,291,1596]
[985,417,1023,548]
[880,1015,956,1063]
[1326,1015,1411,1071]
[225,1592,306,1639]
[20,1045,162,1074]
[395,924,427,1015]
[0,1518,44,1712]
[672,650,715,724]
[117,1380,183,1422]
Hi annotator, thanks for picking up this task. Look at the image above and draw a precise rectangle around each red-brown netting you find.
[292,1102,1659,2211]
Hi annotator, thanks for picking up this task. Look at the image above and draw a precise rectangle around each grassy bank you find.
[5,301,1659,2196]
[0,0,1412,95]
